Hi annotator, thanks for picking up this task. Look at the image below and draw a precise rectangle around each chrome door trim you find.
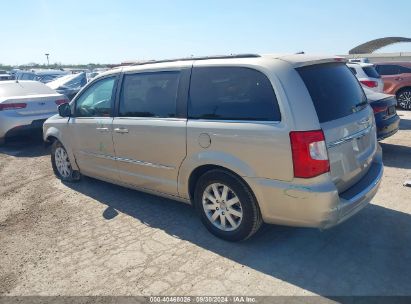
[327,125,373,149]
[116,156,175,170]
[78,150,116,161]
[78,151,175,170]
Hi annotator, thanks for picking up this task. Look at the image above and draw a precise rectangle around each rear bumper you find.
[377,114,400,140]
[245,146,383,228]
[0,112,55,139]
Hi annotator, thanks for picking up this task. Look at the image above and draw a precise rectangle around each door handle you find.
[96,127,109,132]
[395,77,403,81]
[114,127,129,134]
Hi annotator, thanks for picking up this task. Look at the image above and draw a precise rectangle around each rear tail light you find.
[360,80,378,88]
[55,99,69,106]
[0,103,27,111]
[289,130,330,178]
[372,106,387,114]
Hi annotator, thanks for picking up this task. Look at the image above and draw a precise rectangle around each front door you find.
[112,70,188,195]
[69,76,119,181]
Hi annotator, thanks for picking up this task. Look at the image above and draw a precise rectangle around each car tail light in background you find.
[360,80,378,88]
[289,130,330,178]
[0,103,27,111]
[372,106,388,114]
[55,99,69,106]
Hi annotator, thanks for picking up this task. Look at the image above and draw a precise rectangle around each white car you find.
[347,62,384,92]
[0,80,68,144]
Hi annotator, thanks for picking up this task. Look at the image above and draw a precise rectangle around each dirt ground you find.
[0,111,410,297]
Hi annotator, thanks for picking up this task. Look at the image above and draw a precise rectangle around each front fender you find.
[43,122,79,171]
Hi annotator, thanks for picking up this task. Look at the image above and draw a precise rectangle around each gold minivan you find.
[44,54,383,241]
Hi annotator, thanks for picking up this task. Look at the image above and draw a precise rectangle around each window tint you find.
[119,72,180,118]
[375,65,400,75]
[189,67,280,121]
[66,73,87,89]
[20,73,35,80]
[36,74,60,83]
[363,66,380,78]
[398,66,411,74]
[297,63,367,123]
[75,77,116,117]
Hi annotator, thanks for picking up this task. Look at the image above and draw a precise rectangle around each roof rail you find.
[131,54,261,66]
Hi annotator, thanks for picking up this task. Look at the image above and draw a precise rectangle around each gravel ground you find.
[0,111,410,297]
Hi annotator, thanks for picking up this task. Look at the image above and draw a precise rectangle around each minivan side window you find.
[119,71,180,118]
[188,67,281,121]
[75,77,116,117]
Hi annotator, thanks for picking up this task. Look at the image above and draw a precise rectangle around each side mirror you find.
[58,103,72,117]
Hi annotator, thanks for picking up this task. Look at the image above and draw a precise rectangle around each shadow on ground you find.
[380,142,411,170]
[0,134,49,157]
[67,176,411,297]
[399,118,411,131]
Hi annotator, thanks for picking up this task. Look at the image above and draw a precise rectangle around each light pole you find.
[45,53,50,66]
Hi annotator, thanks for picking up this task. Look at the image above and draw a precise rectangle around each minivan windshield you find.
[297,63,367,123]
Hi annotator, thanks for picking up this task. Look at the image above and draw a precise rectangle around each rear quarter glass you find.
[363,66,381,78]
[188,66,281,121]
[297,63,367,123]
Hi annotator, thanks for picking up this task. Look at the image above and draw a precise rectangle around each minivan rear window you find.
[297,63,367,123]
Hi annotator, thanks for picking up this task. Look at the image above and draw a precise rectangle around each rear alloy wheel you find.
[51,140,80,182]
[397,89,411,110]
[194,169,262,241]
[202,183,243,232]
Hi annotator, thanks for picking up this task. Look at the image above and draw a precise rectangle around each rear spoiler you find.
[275,55,347,68]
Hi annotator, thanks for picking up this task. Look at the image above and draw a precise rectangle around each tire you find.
[396,88,411,110]
[51,140,80,182]
[193,169,263,241]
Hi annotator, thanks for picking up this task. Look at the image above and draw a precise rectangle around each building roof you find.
[349,37,411,54]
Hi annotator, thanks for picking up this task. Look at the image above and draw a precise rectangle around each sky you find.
[2,0,411,65]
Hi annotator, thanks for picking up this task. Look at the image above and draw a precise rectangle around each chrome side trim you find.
[79,151,116,161]
[327,125,373,148]
[116,157,175,170]
[78,151,175,170]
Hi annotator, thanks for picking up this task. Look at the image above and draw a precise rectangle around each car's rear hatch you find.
[297,62,378,193]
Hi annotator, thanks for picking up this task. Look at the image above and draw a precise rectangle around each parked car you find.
[47,72,87,100]
[364,88,400,140]
[347,62,384,92]
[86,72,101,82]
[374,62,411,110]
[43,54,383,241]
[0,80,68,144]
[15,70,68,83]
[348,58,370,63]
[0,74,14,81]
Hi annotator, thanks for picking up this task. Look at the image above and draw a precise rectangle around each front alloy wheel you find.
[397,89,411,110]
[51,140,80,182]
[55,146,71,178]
